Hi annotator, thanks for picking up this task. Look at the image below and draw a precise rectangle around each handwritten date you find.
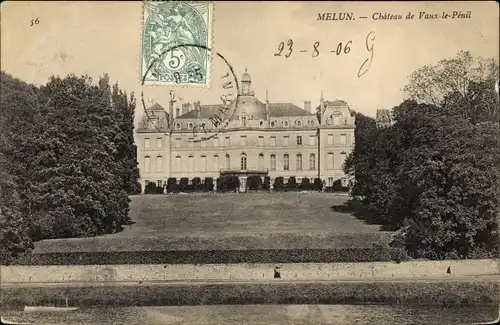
[273,31,376,78]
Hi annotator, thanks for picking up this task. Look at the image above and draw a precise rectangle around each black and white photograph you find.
[1,1,499,324]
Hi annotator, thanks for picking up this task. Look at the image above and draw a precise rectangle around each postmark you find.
[140,43,240,141]
[141,1,213,86]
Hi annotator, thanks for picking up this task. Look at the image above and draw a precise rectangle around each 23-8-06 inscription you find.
[317,11,472,21]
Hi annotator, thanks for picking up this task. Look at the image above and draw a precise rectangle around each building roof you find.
[176,102,313,119]
[146,103,166,111]
[268,103,313,117]
[326,99,348,107]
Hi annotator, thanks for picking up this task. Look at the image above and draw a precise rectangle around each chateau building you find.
[135,70,355,192]
[376,109,394,128]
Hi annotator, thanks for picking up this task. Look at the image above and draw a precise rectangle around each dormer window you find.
[241,116,247,126]
[188,123,193,129]
[296,120,302,127]
[284,121,289,127]
[259,120,264,126]
[271,121,276,127]
[175,123,181,129]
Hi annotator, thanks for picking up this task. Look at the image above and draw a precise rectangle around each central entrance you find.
[219,169,268,193]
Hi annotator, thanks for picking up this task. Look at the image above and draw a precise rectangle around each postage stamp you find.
[141,1,213,86]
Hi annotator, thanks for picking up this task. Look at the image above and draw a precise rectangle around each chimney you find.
[182,103,191,115]
[304,101,312,114]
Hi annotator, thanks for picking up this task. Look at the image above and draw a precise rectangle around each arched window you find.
[283,154,289,171]
[258,153,264,170]
[241,154,247,170]
[296,120,302,127]
[188,123,193,129]
[284,121,289,127]
[175,123,181,129]
[271,121,276,127]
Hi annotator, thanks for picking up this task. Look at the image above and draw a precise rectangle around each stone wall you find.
[1,259,498,283]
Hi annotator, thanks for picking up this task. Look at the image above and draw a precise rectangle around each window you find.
[327,153,334,170]
[258,153,264,170]
[213,137,219,148]
[226,154,230,170]
[334,116,340,125]
[284,121,289,127]
[258,136,264,147]
[340,134,347,145]
[340,152,347,168]
[328,177,334,187]
[296,120,302,127]
[271,121,276,127]
[175,156,181,172]
[270,136,276,147]
[296,136,302,145]
[144,156,151,173]
[224,136,230,147]
[156,156,163,172]
[327,134,334,145]
[188,123,193,129]
[296,154,302,171]
[241,116,247,126]
[240,136,247,146]
[270,154,276,171]
[188,155,194,172]
[213,155,219,171]
[283,136,290,147]
[175,138,181,148]
[284,154,289,171]
[175,123,181,129]
[309,135,316,146]
[188,138,194,148]
[145,138,150,149]
[309,154,316,170]
[241,154,247,170]
[156,137,162,148]
[200,155,207,172]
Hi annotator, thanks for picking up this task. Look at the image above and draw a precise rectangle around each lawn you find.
[33,192,394,253]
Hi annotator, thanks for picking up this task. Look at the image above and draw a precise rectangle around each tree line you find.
[0,72,141,264]
[344,51,499,259]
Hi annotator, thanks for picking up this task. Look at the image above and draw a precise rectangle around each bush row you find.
[143,176,352,194]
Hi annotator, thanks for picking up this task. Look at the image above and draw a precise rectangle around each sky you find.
[1,1,498,119]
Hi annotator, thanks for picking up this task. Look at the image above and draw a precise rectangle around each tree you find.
[247,176,262,191]
[287,176,297,191]
[273,177,284,191]
[204,177,214,192]
[403,50,499,107]
[262,176,271,191]
[192,177,202,191]
[313,178,323,191]
[300,177,311,191]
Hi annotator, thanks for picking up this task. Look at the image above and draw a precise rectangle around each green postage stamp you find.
[141,1,213,86]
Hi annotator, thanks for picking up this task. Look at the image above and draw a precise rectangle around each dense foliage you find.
[0,72,140,264]
[345,51,499,259]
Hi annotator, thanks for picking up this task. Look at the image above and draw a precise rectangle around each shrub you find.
[287,176,298,191]
[217,176,240,192]
[273,177,284,191]
[247,176,262,191]
[262,176,271,191]
[313,178,323,191]
[178,178,189,192]
[203,177,214,192]
[166,178,177,193]
[144,182,158,194]
[192,177,202,191]
[299,177,311,191]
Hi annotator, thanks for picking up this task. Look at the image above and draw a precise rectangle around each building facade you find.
[135,70,355,192]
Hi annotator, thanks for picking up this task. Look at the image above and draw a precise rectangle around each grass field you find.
[33,192,394,253]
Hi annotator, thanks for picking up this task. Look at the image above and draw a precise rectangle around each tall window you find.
[144,156,150,173]
[201,139,207,148]
[309,154,316,170]
[213,155,219,171]
[226,154,230,170]
[270,136,276,147]
[156,156,163,172]
[327,134,334,145]
[340,134,347,145]
[296,154,302,171]
[283,136,290,147]
[258,153,264,170]
[225,136,230,147]
[241,154,247,170]
[340,152,347,169]
[200,155,207,172]
[309,135,316,146]
[175,156,182,172]
[258,136,264,147]
[175,138,181,148]
[241,116,247,126]
[156,137,162,148]
[296,136,302,146]
[270,154,276,171]
[284,154,290,171]
[188,155,194,172]
[327,153,334,170]
[213,137,219,148]
[145,138,150,149]
[334,116,340,125]
[188,138,194,148]
[240,136,247,146]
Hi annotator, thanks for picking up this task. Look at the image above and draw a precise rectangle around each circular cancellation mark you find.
[140,44,240,141]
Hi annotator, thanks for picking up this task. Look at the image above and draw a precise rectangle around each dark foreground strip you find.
[13,248,407,265]
[1,281,497,307]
